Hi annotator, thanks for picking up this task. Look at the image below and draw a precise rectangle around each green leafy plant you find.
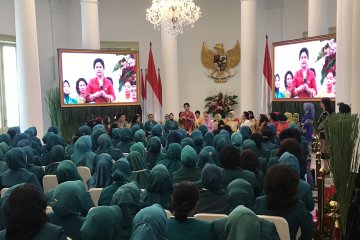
[324,113,360,238]
[45,87,62,130]
[204,92,238,117]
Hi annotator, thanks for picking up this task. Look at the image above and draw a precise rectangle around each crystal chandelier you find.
[146,0,201,36]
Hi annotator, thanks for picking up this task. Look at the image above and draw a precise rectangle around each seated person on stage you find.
[180,103,196,134]
[225,111,239,132]
[144,114,157,136]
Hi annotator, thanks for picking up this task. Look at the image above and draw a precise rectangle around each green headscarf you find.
[56,160,82,184]
[145,136,165,169]
[225,205,260,240]
[213,134,227,152]
[112,158,131,183]
[91,128,106,151]
[190,130,203,154]
[231,132,243,148]
[117,128,135,153]
[227,179,255,211]
[50,181,82,217]
[151,124,163,137]
[203,131,214,147]
[71,135,95,171]
[89,153,113,188]
[81,205,122,240]
[0,134,10,146]
[5,147,26,170]
[279,152,300,176]
[130,142,146,158]
[180,137,194,149]
[127,152,150,189]
[130,204,168,240]
[111,182,141,240]
[133,129,147,146]
[198,124,208,136]
[181,145,197,168]
[78,124,92,135]
[50,145,66,163]
[197,146,216,168]
[141,164,173,210]
[201,163,222,191]
[0,142,9,162]
[111,128,122,146]
[157,143,182,174]
[96,133,124,160]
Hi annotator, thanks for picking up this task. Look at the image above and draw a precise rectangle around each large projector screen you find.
[58,49,139,107]
[273,34,336,101]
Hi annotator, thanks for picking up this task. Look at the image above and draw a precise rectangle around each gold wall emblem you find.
[201,41,240,83]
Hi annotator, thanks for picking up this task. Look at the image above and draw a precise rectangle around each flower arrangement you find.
[316,39,336,86]
[204,92,238,117]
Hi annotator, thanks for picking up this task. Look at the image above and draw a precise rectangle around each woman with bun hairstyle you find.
[167,181,216,240]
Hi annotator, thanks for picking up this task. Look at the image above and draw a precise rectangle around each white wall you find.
[0,0,337,129]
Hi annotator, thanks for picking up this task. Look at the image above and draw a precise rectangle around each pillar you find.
[80,0,100,49]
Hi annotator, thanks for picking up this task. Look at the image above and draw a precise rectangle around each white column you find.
[161,27,180,116]
[351,0,360,114]
[240,0,257,114]
[336,0,352,107]
[308,0,329,37]
[80,0,100,49]
[14,0,44,137]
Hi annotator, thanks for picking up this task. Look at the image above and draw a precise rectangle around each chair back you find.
[194,213,228,222]
[257,215,290,240]
[164,209,173,218]
[43,175,58,193]
[77,166,91,191]
[89,188,103,207]
[0,188,9,197]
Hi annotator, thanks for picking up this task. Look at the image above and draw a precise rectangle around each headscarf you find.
[239,126,252,140]
[145,136,164,169]
[0,134,10,146]
[5,147,27,170]
[141,164,173,210]
[157,143,182,174]
[130,204,168,240]
[56,160,82,184]
[127,151,150,189]
[72,135,95,171]
[203,131,214,147]
[176,129,187,139]
[151,124,163,137]
[197,146,216,168]
[180,137,194,149]
[201,163,222,191]
[198,124,208,136]
[284,112,293,123]
[213,134,228,152]
[227,179,255,211]
[89,153,113,188]
[181,145,197,168]
[111,182,141,239]
[190,130,203,154]
[78,124,92,135]
[14,133,30,148]
[130,142,146,158]
[96,134,124,160]
[117,128,135,153]
[0,142,9,162]
[81,205,122,240]
[50,145,66,163]
[111,128,122,146]
[303,103,315,119]
[220,129,231,143]
[231,132,243,148]
[279,152,300,176]
[48,126,59,134]
[165,131,181,149]
[50,181,82,217]
[225,205,260,240]
[91,128,106,151]
[112,158,131,183]
[293,113,300,123]
[133,129,147,146]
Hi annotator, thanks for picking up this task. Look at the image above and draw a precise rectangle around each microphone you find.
[99,82,103,90]
[303,78,306,84]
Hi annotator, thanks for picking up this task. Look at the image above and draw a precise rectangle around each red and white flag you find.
[157,68,163,120]
[261,35,273,114]
[145,42,162,122]
[140,69,146,120]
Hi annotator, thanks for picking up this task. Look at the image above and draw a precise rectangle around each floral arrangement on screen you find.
[112,54,137,92]
[316,39,336,86]
[204,92,238,117]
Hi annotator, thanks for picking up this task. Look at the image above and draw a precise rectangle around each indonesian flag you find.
[261,35,273,114]
[157,68,163,121]
[140,69,146,120]
[145,42,162,122]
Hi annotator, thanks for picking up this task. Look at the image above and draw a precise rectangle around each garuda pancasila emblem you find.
[201,41,240,83]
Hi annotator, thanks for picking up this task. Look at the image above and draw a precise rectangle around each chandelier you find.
[146,0,201,36]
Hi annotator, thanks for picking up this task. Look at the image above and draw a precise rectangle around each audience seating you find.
[0,188,9,197]
[165,209,173,218]
[43,175,58,193]
[46,206,53,214]
[193,213,228,222]
[123,153,129,158]
[77,166,91,191]
[89,188,103,207]
[257,215,290,240]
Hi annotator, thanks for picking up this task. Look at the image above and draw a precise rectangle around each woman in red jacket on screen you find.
[291,47,317,98]
[85,58,116,103]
